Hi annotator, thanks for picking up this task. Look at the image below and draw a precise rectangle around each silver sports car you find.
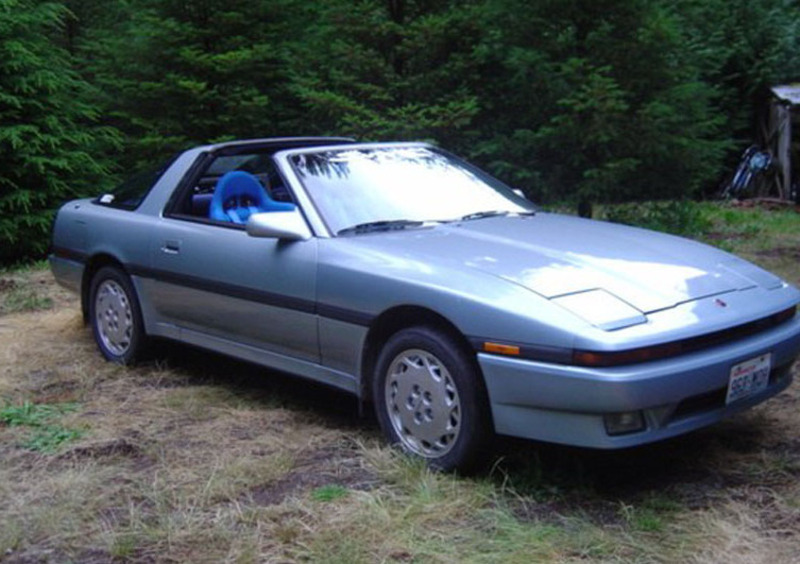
[50,137,800,471]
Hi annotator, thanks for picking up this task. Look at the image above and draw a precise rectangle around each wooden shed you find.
[760,84,800,203]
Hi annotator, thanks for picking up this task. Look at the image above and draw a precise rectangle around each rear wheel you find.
[89,266,148,364]
[373,326,492,472]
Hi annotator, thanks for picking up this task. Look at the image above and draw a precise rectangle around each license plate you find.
[726,353,771,405]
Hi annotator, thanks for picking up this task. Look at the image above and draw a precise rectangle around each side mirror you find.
[246,208,312,241]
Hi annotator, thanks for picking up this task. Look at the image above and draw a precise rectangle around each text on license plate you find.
[726,353,771,405]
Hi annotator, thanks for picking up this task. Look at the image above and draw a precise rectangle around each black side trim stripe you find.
[572,305,797,367]
[317,304,374,327]
[129,264,375,327]
[52,246,88,263]
[472,305,798,367]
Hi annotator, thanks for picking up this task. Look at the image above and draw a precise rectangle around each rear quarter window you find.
[94,155,178,210]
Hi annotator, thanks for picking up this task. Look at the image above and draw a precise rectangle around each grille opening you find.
[672,388,727,420]
[670,365,790,421]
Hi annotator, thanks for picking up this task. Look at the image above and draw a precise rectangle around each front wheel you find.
[373,326,492,472]
[89,266,148,364]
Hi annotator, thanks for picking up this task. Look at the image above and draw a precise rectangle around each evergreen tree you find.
[291,0,486,150]
[79,0,306,169]
[0,0,116,263]
[471,0,728,204]
[670,0,800,142]
[4,0,800,263]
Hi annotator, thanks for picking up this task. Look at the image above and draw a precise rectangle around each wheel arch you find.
[81,254,128,323]
[359,305,478,404]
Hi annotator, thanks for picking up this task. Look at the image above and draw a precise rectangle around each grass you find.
[1,401,83,452]
[0,201,799,561]
[0,279,53,314]
[0,400,74,426]
[598,199,800,287]
[0,260,67,315]
[311,484,350,502]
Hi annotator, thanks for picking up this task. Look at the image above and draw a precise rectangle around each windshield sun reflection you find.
[290,144,534,234]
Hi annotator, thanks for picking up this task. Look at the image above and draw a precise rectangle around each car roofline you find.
[274,141,434,157]
[195,137,357,155]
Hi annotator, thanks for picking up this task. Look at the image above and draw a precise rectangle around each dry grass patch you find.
[0,272,385,561]
[681,495,800,564]
[0,262,75,315]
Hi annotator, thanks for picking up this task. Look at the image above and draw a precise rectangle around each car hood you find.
[343,213,784,314]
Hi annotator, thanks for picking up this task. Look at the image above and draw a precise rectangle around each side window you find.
[95,155,178,211]
[171,152,295,222]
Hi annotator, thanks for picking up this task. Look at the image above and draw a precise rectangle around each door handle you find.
[161,240,181,255]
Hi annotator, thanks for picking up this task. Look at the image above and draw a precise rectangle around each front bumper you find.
[479,314,800,448]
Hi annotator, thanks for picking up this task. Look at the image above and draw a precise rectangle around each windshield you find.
[289,145,534,234]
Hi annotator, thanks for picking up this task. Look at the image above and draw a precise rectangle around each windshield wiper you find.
[337,219,425,236]
[459,210,536,222]
[460,210,510,221]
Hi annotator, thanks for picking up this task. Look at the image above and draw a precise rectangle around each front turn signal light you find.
[483,342,520,356]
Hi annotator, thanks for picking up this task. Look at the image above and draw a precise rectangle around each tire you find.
[373,326,492,473]
[89,266,148,364]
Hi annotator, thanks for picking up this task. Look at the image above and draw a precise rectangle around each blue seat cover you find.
[209,171,294,224]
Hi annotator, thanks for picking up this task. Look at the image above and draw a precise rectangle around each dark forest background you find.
[2,0,800,262]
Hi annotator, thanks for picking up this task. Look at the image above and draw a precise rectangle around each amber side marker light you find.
[483,342,520,356]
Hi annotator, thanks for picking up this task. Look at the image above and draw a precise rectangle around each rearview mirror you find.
[246,208,312,241]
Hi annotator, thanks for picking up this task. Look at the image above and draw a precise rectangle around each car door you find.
[146,217,320,363]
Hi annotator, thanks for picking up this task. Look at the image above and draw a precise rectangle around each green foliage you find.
[671,0,800,140]
[0,400,83,452]
[3,0,800,263]
[1,400,69,426]
[471,0,731,203]
[619,494,682,533]
[22,425,83,452]
[311,484,350,502]
[291,0,485,147]
[0,0,118,263]
[75,0,306,169]
[603,200,712,239]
